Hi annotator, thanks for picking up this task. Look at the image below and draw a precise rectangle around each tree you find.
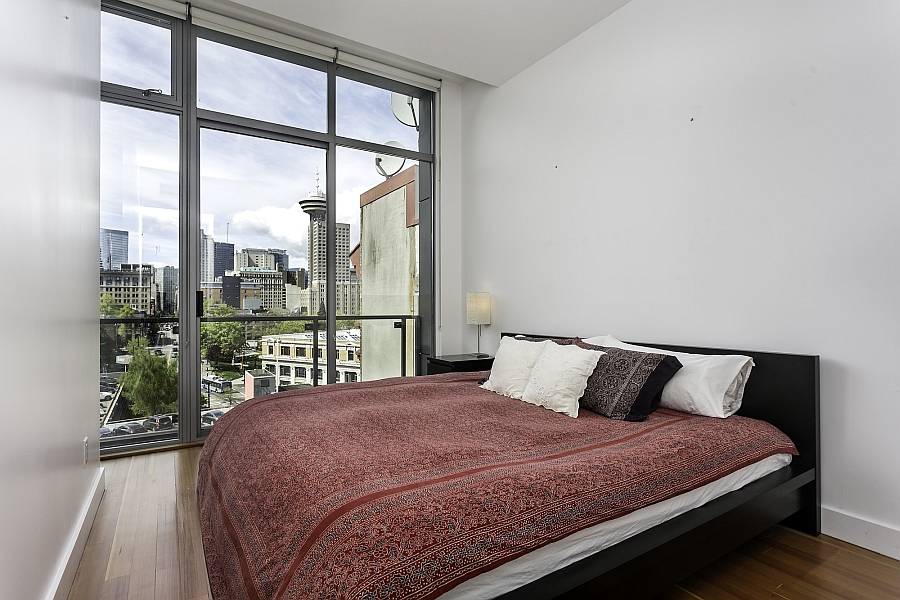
[200,301,244,366]
[100,293,118,317]
[117,304,135,339]
[119,337,178,417]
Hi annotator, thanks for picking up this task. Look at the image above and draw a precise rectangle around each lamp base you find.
[468,352,490,358]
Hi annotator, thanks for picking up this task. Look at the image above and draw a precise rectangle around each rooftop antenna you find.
[375,141,406,179]
[391,92,419,130]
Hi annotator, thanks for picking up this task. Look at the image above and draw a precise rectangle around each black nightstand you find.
[426,354,494,375]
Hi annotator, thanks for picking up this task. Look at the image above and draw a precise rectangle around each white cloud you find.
[230,205,309,265]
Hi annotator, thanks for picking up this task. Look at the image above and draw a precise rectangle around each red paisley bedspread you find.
[198,371,797,600]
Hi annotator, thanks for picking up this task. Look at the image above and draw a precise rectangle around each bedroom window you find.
[100,0,434,452]
[101,9,172,94]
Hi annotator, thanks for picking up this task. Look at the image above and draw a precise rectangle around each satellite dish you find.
[375,141,406,179]
[390,92,419,130]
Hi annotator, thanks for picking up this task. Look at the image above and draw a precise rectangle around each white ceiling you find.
[222,0,632,86]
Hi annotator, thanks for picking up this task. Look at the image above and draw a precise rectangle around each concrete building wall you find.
[360,184,418,381]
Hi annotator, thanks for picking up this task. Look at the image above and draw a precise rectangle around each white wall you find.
[459,0,900,556]
[437,81,465,354]
[0,0,103,597]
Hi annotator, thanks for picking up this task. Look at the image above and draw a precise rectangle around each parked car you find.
[201,409,225,426]
[99,426,116,438]
[143,415,174,431]
[113,422,147,435]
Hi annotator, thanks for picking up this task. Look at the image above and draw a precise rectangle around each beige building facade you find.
[100,263,157,314]
[260,329,361,388]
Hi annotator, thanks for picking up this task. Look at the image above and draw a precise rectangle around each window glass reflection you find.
[336,77,420,151]
[197,38,327,132]
[101,11,172,94]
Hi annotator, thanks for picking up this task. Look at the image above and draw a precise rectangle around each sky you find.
[100,11,422,273]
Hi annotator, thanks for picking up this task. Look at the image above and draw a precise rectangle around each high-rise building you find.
[270,249,289,271]
[297,177,359,316]
[214,241,234,279]
[157,265,178,314]
[235,248,287,271]
[200,229,215,283]
[100,228,128,271]
[298,184,351,284]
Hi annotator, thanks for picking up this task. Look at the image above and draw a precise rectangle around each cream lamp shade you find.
[466,292,491,325]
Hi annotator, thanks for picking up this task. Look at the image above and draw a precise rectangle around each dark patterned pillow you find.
[511,335,682,421]
[572,339,682,421]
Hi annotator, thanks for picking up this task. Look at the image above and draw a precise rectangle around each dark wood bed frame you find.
[496,334,820,600]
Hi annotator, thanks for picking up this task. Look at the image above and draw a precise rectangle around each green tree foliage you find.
[200,301,245,365]
[120,337,178,417]
[336,319,360,330]
[100,293,118,317]
[117,304,135,339]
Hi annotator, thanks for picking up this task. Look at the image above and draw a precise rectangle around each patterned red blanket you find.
[198,371,797,600]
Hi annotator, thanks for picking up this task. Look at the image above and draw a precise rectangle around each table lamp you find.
[466,292,491,357]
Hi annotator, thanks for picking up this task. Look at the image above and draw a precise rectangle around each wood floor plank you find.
[739,539,896,600]
[155,453,179,600]
[126,475,159,600]
[176,447,210,600]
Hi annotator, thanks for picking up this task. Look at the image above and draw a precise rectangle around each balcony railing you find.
[99,314,419,453]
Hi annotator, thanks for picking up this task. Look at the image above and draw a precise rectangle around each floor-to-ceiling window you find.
[99,0,435,452]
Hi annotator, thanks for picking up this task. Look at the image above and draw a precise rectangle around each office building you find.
[99,228,128,271]
[213,241,234,279]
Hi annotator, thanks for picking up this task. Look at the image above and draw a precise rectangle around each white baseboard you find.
[45,467,106,600]
[822,506,900,561]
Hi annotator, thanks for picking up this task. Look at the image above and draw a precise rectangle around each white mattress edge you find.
[440,453,794,600]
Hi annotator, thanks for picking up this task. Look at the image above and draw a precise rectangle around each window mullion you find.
[326,61,337,384]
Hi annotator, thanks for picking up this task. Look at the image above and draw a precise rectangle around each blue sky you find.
[100,12,421,273]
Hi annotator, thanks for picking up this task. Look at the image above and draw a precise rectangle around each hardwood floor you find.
[69,447,210,600]
[69,448,900,600]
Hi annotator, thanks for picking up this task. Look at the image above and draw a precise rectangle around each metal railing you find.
[99,313,420,453]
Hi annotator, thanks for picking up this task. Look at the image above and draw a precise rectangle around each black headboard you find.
[502,332,820,533]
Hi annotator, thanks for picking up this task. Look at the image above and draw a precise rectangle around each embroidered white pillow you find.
[583,335,753,418]
[521,342,604,418]
[481,337,548,399]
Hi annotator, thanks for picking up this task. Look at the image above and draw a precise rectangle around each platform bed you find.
[497,334,821,599]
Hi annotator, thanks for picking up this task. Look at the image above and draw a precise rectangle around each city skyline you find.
[100,24,420,276]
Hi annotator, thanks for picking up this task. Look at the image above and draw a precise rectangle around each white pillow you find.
[481,337,548,399]
[521,342,604,418]
[583,335,753,418]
